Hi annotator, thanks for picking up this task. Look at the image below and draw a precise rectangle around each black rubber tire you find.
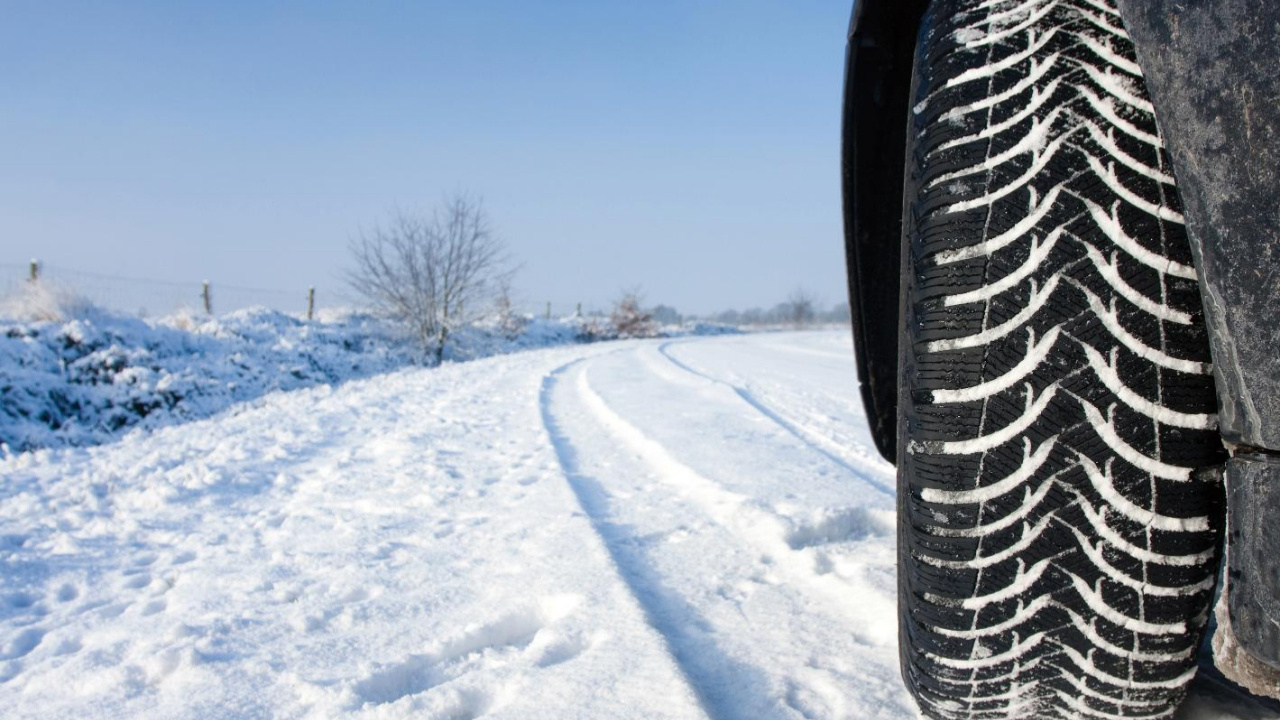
[897,1,1226,718]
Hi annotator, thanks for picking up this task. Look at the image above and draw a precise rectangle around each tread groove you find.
[896,0,1224,717]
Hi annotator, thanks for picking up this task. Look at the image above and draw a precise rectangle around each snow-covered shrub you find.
[0,307,417,452]
[492,285,529,341]
[0,281,98,323]
[573,315,611,342]
[0,298,745,453]
[610,292,658,339]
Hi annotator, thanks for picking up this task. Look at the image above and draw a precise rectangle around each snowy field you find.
[1,331,1276,719]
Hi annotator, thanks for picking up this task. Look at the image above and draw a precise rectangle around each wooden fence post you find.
[307,287,315,321]
[576,302,582,316]
[28,259,38,283]
[202,281,212,315]
[545,301,551,320]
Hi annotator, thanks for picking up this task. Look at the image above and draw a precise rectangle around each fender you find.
[840,0,927,462]
[1115,1,1280,454]
[1117,0,1280,675]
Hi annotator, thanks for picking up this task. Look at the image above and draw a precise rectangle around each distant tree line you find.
[637,287,852,329]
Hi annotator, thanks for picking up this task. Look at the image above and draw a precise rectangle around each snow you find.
[0,294,738,453]
[0,331,1275,719]
[0,306,418,452]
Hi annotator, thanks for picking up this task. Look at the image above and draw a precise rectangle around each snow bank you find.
[0,306,417,452]
[1,293,741,453]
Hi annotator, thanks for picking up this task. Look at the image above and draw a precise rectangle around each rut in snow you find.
[539,346,911,720]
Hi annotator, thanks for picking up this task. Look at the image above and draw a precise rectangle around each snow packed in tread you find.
[899,0,1226,718]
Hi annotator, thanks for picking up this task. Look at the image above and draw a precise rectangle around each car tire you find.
[897,0,1226,718]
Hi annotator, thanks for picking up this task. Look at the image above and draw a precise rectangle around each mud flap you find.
[1215,454,1280,699]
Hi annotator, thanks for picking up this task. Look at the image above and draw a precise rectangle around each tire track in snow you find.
[571,355,899,648]
[656,341,894,497]
[541,348,912,719]
[539,358,773,720]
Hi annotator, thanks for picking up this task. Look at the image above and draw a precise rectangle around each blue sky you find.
[2,1,853,316]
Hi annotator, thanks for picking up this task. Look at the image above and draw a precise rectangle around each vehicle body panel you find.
[1115,0,1280,453]
[1115,3,1280,673]
[1224,455,1280,669]
[840,0,927,462]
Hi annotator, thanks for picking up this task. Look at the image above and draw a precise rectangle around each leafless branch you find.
[347,194,513,361]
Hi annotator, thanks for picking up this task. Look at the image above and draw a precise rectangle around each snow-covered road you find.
[0,332,1274,719]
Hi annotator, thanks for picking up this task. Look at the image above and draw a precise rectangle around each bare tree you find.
[348,194,512,362]
[787,287,817,327]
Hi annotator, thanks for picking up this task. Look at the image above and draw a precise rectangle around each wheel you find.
[897,1,1226,718]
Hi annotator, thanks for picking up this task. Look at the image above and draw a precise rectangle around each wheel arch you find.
[840,0,928,463]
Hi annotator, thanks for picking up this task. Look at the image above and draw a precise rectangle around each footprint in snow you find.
[72,599,112,615]
[122,573,152,590]
[351,596,583,707]
[353,654,442,705]
[2,627,45,660]
[527,629,593,668]
[139,599,167,616]
[51,635,83,656]
[171,550,198,565]
[3,592,39,610]
[97,603,129,619]
[784,669,849,720]
[130,554,158,568]
[784,507,893,550]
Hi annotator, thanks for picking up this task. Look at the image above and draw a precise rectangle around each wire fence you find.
[1,260,324,319]
[0,260,608,322]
